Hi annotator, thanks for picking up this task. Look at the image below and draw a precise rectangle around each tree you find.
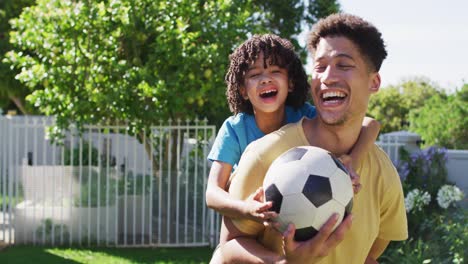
[252,0,340,59]
[409,85,468,149]
[0,0,35,114]
[367,77,444,133]
[4,0,341,243]
[5,0,340,129]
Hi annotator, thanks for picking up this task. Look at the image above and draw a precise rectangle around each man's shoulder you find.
[245,121,304,153]
[365,144,401,184]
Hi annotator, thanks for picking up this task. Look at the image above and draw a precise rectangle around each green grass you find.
[1,246,214,264]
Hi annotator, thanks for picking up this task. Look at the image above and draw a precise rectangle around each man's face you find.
[310,36,380,126]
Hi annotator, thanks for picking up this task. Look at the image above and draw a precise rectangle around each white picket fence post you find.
[0,115,218,247]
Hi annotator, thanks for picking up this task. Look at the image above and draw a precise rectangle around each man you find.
[214,13,408,263]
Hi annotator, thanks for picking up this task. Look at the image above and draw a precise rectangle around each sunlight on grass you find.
[36,247,213,264]
[3,245,212,263]
[46,248,135,264]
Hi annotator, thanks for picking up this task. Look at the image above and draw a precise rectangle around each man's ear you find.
[369,72,381,93]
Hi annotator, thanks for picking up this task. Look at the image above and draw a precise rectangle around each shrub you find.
[381,145,467,263]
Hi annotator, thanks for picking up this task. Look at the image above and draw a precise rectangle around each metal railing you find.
[0,115,219,247]
[0,115,407,248]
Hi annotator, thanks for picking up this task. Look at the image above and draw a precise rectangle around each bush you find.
[381,209,467,264]
[73,169,118,207]
[381,145,467,263]
[118,172,152,196]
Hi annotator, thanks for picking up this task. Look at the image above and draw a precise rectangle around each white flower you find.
[436,185,464,209]
[405,189,431,213]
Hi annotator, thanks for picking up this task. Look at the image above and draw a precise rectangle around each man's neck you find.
[303,117,362,157]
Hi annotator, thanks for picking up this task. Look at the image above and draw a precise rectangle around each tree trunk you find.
[9,95,29,115]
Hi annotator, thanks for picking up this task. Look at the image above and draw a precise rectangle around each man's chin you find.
[318,114,347,126]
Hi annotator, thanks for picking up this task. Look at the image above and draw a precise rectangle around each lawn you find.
[1,246,214,264]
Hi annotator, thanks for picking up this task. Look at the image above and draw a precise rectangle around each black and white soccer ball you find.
[263,146,353,241]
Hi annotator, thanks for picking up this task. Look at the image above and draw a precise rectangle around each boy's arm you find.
[349,117,381,168]
[206,161,273,220]
[206,161,245,218]
[217,213,353,263]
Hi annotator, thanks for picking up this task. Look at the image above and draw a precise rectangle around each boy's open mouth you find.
[260,89,278,98]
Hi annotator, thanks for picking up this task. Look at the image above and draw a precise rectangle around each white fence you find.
[0,115,221,247]
[3,115,447,248]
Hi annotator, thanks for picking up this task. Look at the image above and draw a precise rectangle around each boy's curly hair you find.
[307,13,387,72]
[225,34,309,115]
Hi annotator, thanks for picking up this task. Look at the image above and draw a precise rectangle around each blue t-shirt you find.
[207,102,316,167]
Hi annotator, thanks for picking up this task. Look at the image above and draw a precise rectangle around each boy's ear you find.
[288,80,294,92]
[239,86,248,100]
[369,72,381,93]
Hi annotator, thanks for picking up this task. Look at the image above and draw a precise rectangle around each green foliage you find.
[250,0,340,60]
[397,146,448,197]
[4,0,339,135]
[73,169,118,207]
[64,141,101,166]
[0,174,24,211]
[409,85,468,149]
[381,210,467,264]
[118,172,152,196]
[2,246,214,263]
[0,0,35,114]
[368,77,444,133]
[384,145,467,263]
[35,218,70,244]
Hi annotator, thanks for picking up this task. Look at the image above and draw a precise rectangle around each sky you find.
[306,0,468,93]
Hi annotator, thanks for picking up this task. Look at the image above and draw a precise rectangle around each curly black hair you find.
[307,13,387,72]
[225,34,310,115]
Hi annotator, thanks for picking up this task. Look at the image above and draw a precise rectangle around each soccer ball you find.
[263,146,353,241]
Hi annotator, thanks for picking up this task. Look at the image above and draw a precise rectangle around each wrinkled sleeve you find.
[378,154,408,241]
[207,119,242,166]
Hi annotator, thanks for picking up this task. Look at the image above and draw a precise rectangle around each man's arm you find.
[219,217,285,264]
[217,213,353,264]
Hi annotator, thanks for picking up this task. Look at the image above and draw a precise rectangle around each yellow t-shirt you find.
[229,119,408,263]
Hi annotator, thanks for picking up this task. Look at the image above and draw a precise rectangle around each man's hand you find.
[339,155,362,194]
[282,213,353,264]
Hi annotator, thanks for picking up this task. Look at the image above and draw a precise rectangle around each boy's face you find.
[310,36,380,126]
[240,52,290,115]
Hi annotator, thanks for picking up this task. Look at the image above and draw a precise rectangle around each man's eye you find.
[338,64,353,69]
[314,66,326,72]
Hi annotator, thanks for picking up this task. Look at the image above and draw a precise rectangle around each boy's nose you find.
[260,74,273,84]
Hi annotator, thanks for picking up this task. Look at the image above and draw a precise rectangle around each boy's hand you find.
[244,187,277,223]
[339,155,362,194]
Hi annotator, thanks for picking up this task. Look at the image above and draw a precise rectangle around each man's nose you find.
[321,66,339,85]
